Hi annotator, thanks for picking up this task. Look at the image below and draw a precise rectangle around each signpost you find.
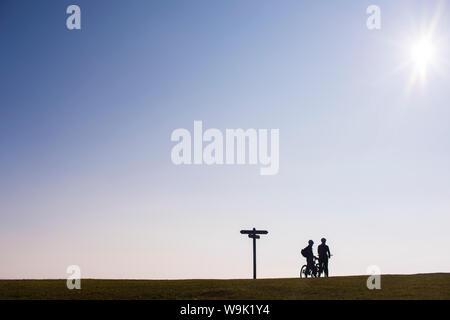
[240,228,268,279]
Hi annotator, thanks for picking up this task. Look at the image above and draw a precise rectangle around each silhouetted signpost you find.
[240,228,268,279]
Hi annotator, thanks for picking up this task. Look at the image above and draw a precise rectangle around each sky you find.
[1,0,449,279]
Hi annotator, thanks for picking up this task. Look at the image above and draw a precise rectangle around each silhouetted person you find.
[318,238,331,277]
[303,240,317,277]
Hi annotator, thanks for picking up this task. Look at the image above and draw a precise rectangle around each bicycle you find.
[299,256,320,278]
[300,255,332,278]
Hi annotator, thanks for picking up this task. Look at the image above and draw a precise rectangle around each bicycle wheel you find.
[300,265,308,278]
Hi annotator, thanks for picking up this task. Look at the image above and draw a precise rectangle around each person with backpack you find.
[301,240,317,277]
[318,237,331,277]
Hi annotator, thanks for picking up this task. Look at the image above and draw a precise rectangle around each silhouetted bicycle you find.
[300,255,332,278]
[300,256,320,278]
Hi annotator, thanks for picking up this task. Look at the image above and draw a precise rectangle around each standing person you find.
[318,238,331,277]
[301,240,317,277]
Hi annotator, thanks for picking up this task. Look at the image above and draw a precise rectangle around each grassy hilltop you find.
[0,273,449,300]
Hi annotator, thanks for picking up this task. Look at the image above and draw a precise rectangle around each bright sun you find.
[406,35,439,89]
[410,37,435,71]
[393,3,445,93]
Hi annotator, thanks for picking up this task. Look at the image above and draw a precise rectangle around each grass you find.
[0,273,449,300]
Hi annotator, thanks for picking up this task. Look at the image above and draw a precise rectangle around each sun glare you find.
[405,34,440,90]
[410,37,435,71]
[397,2,446,93]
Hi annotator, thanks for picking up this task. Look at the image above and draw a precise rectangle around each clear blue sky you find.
[1,0,449,279]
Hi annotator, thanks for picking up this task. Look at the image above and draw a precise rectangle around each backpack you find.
[301,248,308,258]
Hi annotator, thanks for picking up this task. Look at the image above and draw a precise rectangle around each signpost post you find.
[240,228,268,279]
